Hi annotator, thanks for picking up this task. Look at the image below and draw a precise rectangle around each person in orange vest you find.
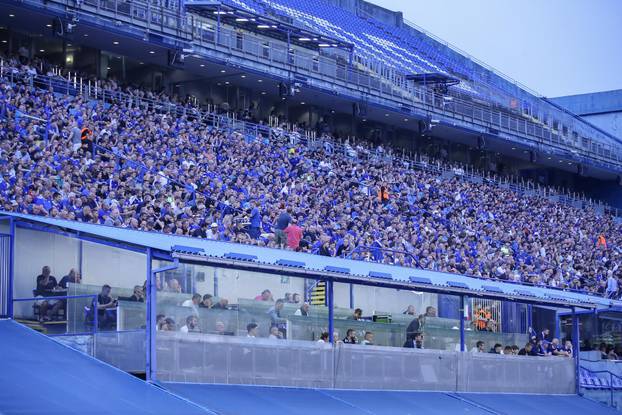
[596,234,607,249]
[81,126,93,153]
[378,185,389,205]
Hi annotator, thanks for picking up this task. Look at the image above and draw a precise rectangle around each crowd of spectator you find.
[2,54,622,300]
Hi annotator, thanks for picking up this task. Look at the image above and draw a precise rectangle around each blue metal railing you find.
[580,365,622,408]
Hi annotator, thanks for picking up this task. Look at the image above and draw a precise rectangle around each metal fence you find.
[155,332,576,394]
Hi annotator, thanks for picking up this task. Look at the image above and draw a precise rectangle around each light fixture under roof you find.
[8,14,15,18]
[39,49,45,52]
[149,50,155,54]
[241,74,246,78]
[220,69,226,73]
[200,64,205,67]
[257,79,263,83]
[261,91,266,95]
[113,41,119,45]
[46,24,52,28]
[235,18,249,22]
[257,24,270,29]
[299,37,311,41]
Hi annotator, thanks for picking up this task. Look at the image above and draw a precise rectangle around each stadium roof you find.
[551,89,622,116]
[3,212,620,309]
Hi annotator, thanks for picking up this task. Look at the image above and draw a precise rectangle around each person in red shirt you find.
[284,218,303,251]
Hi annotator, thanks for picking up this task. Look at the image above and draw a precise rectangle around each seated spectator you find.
[348,308,363,320]
[268,326,283,340]
[180,315,201,333]
[160,317,176,331]
[317,332,329,343]
[403,305,416,315]
[212,298,229,310]
[422,306,437,318]
[343,329,357,344]
[59,268,81,289]
[255,289,273,301]
[35,266,62,322]
[165,278,182,293]
[284,293,293,303]
[129,285,145,302]
[211,321,233,336]
[361,331,374,345]
[511,345,519,355]
[273,207,292,249]
[267,299,285,325]
[292,293,301,304]
[182,293,202,315]
[518,343,534,356]
[403,332,424,349]
[199,294,213,308]
[489,343,503,354]
[294,302,310,316]
[97,284,117,329]
[156,314,166,331]
[562,340,574,357]
[535,340,551,356]
[503,346,513,355]
[246,322,258,338]
[470,340,485,353]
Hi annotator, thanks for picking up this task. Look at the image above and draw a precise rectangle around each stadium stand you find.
[1,55,621,299]
[1,1,622,412]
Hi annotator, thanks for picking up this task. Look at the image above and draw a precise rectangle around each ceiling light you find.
[67,43,72,47]
[299,37,311,41]
[257,24,270,29]
[241,75,246,78]
[403,118,409,122]
[225,81,230,84]
[46,24,52,28]
[384,113,389,117]
[149,50,155,54]
[139,62,144,65]
[113,41,119,45]
[39,49,45,52]
[318,43,330,47]
[83,34,89,37]
[1,40,7,44]
[106,66,111,70]
[9,14,15,18]
[257,79,263,83]
[200,64,205,67]
[261,91,266,95]
[213,11,227,15]
[300,102,305,105]
[220,69,226,73]
[235,18,249,22]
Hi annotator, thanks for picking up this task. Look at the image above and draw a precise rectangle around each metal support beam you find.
[572,306,580,395]
[459,295,465,352]
[349,283,354,309]
[327,279,334,343]
[8,218,14,318]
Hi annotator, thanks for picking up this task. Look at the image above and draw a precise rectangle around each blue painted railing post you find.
[349,283,354,309]
[572,306,580,394]
[459,295,465,352]
[7,218,15,318]
[327,279,334,343]
[146,248,155,382]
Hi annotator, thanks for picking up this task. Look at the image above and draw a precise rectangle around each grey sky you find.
[372,0,622,97]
